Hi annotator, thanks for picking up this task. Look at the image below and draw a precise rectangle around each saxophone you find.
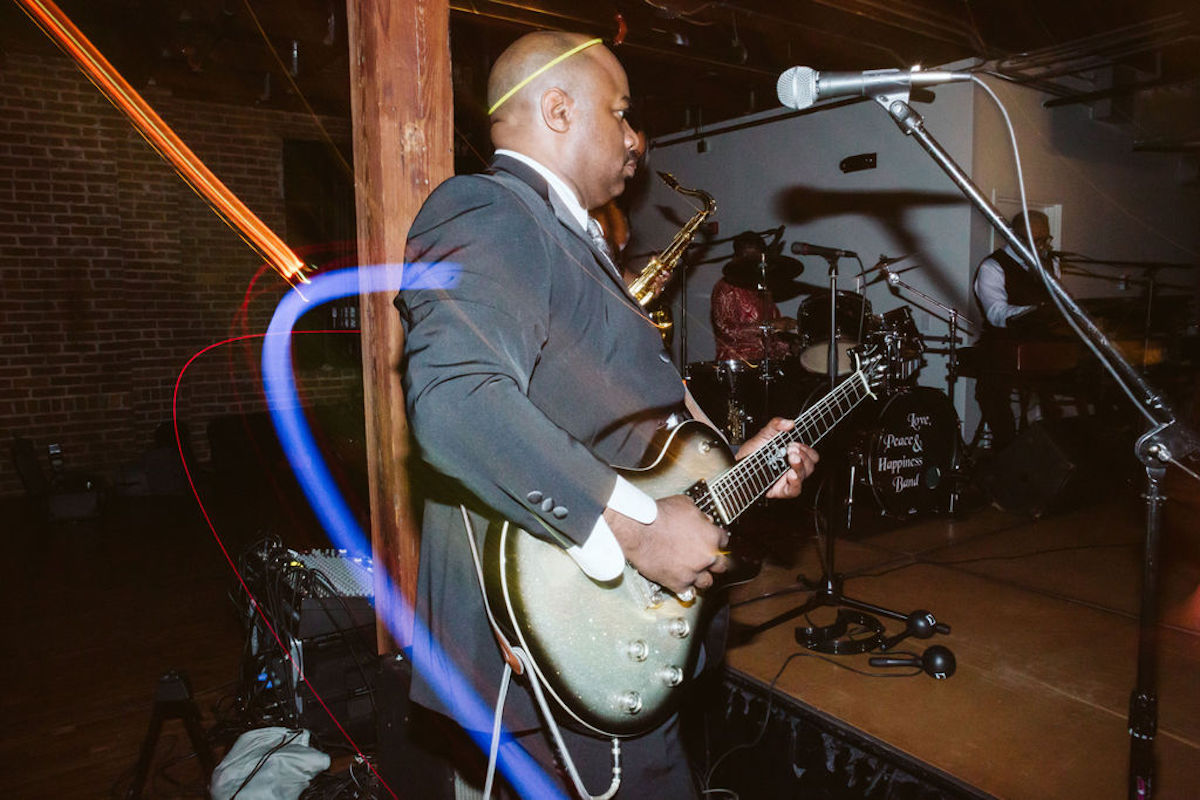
[628,172,716,308]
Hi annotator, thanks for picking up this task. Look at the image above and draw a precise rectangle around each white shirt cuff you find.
[564,477,657,582]
[607,475,657,523]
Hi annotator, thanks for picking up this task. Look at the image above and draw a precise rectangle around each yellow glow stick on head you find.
[488,37,603,116]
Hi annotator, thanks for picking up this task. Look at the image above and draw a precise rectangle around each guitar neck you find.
[702,369,875,524]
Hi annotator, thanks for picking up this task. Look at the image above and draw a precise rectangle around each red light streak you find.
[173,334,393,798]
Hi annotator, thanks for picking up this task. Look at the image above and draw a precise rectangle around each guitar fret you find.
[708,356,879,526]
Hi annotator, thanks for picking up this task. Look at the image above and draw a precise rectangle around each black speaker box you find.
[978,418,1097,518]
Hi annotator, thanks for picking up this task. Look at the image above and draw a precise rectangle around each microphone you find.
[791,241,857,259]
[777,66,973,110]
[870,645,957,679]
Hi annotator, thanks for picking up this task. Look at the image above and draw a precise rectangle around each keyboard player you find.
[972,210,1061,449]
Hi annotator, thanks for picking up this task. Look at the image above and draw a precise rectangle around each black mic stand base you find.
[740,468,951,656]
[742,570,951,656]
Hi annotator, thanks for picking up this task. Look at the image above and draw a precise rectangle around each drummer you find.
[711,230,798,362]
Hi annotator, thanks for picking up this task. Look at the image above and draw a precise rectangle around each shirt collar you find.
[494,149,588,232]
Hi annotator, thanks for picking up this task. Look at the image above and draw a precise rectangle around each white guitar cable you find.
[460,506,622,800]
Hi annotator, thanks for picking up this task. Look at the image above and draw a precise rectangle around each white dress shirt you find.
[494,148,657,581]
[974,244,1059,329]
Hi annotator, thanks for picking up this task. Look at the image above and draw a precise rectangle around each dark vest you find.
[975,248,1052,334]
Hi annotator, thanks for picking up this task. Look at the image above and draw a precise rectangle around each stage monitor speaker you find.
[978,419,1093,518]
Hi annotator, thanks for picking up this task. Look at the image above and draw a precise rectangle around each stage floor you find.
[725,492,1200,799]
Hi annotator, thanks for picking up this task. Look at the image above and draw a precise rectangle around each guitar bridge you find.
[629,573,667,609]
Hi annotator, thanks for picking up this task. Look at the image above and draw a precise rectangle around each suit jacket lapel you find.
[487,156,632,295]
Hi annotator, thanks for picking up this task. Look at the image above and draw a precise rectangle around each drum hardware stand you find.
[741,254,952,655]
[875,262,978,514]
[125,670,215,799]
[870,84,1199,798]
[754,254,776,433]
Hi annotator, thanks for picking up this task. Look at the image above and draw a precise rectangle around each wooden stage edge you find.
[718,666,996,799]
[722,488,1200,800]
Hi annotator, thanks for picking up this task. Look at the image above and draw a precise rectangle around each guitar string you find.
[706,366,876,522]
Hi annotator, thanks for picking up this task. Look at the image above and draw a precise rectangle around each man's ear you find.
[541,87,573,134]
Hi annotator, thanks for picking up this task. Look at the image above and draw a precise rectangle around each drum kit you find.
[685,247,960,521]
[700,244,962,660]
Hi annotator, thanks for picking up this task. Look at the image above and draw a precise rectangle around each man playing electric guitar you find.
[398,31,817,798]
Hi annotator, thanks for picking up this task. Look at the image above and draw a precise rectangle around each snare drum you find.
[796,291,875,376]
[861,387,959,518]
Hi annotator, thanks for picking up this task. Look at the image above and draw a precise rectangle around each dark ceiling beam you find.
[685,3,914,68]
[448,1,777,78]
[1132,136,1200,151]
[1043,74,1200,108]
[808,0,978,49]
[998,14,1190,72]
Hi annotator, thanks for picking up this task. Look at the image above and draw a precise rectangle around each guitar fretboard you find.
[693,363,878,525]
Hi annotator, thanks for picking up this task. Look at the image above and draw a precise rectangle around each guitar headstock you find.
[851,344,888,396]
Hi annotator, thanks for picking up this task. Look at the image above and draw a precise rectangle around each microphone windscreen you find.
[777,67,817,109]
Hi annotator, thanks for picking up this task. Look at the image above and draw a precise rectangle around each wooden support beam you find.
[346,0,453,651]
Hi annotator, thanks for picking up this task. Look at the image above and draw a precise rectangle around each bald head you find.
[487,32,598,120]
[487,31,638,210]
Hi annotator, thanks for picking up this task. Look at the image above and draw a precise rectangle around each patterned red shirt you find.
[711,278,789,362]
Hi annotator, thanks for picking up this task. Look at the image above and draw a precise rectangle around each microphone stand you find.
[873,88,1198,800]
[741,254,952,657]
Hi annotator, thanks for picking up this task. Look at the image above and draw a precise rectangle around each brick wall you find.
[0,50,362,498]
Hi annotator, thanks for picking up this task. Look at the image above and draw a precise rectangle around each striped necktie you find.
[586,216,617,269]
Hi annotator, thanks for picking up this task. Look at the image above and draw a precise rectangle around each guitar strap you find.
[458,505,623,800]
[458,505,525,676]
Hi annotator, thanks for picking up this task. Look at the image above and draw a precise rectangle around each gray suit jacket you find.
[398,156,685,731]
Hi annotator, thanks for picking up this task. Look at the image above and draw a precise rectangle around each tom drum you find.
[796,292,875,376]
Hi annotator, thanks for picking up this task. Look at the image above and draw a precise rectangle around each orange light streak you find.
[15,0,308,287]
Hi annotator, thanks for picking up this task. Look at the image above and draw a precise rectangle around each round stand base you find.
[796,608,885,654]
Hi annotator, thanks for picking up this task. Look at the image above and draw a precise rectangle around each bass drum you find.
[862,387,959,518]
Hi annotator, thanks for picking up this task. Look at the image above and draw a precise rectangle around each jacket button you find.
[541,498,555,512]
[552,506,568,519]
[526,491,543,504]
[659,352,671,362]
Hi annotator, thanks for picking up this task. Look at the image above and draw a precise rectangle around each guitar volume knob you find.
[627,639,649,662]
[620,691,643,715]
[659,665,684,687]
[667,617,690,638]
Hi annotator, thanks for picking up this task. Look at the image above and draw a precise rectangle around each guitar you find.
[484,348,887,736]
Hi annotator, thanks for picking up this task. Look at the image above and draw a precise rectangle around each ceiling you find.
[4,0,1198,164]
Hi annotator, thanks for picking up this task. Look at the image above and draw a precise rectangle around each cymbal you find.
[722,255,808,299]
[723,254,805,281]
[853,253,911,278]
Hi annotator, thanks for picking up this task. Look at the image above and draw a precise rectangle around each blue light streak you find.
[262,264,567,799]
